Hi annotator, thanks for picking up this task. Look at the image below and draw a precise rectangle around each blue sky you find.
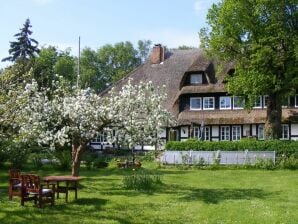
[0,0,220,68]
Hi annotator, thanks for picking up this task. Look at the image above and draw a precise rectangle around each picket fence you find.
[160,150,275,165]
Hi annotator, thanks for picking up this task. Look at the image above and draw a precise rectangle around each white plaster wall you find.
[212,126,219,137]
[291,124,298,135]
[252,125,257,136]
[180,126,189,138]
[181,139,188,142]
[243,125,250,137]
[159,129,167,138]
[211,138,219,142]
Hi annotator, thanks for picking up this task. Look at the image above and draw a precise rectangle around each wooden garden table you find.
[44,175,83,202]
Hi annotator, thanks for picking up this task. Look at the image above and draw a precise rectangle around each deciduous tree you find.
[199,0,298,139]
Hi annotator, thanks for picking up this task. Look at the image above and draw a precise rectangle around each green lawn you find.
[0,163,297,224]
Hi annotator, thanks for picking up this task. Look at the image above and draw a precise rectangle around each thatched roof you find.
[102,48,298,126]
[177,109,298,126]
[102,49,205,115]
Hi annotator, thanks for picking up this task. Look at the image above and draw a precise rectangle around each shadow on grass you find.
[180,188,273,204]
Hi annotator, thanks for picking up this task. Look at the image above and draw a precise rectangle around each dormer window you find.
[190,73,202,84]
[233,96,245,109]
[190,97,202,110]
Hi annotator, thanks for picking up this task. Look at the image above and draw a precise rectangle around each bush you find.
[123,171,162,191]
[166,139,298,157]
[0,139,9,166]
[254,158,276,170]
[54,149,71,170]
[82,151,96,170]
[5,142,30,169]
[30,153,44,169]
[277,154,298,169]
[93,156,109,168]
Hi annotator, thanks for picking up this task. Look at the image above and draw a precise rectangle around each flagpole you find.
[76,36,81,89]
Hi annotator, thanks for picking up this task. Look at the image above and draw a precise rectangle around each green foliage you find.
[2,18,39,62]
[6,142,30,169]
[93,156,109,169]
[54,149,71,170]
[82,151,96,170]
[0,139,8,166]
[141,151,156,162]
[30,153,44,169]
[165,139,298,156]
[32,46,75,89]
[254,158,276,170]
[200,0,298,139]
[277,154,298,170]
[123,170,162,191]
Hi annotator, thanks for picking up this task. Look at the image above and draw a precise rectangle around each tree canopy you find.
[200,0,298,139]
[2,18,39,62]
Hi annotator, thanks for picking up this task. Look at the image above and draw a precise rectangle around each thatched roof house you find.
[102,44,298,142]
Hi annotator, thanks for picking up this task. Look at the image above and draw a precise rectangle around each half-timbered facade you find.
[95,44,298,149]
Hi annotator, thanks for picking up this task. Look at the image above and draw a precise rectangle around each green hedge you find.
[165,139,298,156]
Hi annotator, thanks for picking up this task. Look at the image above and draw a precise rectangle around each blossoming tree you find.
[12,78,173,176]
[108,79,173,156]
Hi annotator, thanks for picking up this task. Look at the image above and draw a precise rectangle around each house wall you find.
[180,126,189,139]
[212,126,219,141]
[243,125,251,137]
[291,124,298,140]
[159,129,167,139]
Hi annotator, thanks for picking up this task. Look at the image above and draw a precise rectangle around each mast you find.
[76,36,81,88]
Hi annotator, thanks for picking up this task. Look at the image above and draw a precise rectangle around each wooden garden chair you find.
[21,174,55,208]
[8,169,22,200]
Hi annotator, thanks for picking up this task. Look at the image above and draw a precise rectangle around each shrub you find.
[277,154,298,169]
[54,149,71,170]
[6,142,30,169]
[93,156,109,168]
[82,151,96,170]
[166,139,298,157]
[0,139,9,166]
[141,151,156,162]
[123,171,162,191]
[254,158,276,170]
[30,153,44,169]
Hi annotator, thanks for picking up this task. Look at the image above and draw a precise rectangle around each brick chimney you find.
[150,44,164,64]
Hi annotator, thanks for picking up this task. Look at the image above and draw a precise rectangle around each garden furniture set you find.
[8,169,82,208]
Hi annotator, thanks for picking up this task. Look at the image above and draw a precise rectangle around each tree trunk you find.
[71,140,86,177]
[264,93,282,139]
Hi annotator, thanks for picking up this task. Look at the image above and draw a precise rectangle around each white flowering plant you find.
[7,77,174,176]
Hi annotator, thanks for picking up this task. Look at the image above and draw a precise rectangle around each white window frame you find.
[190,73,203,84]
[253,96,262,109]
[193,127,200,139]
[190,97,202,111]
[232,126,241,141]
[258,124,264,140]
[92,132,108,143]
[220,126,230,141]
[233,96,244,109]
[281,124,289,140]
[203,126,211,141]
[220,96,231,110]
[295,95,298,108]
[203,97,215,110]
[263,95,269,108]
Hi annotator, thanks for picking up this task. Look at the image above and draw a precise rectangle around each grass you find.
[0,162,297,224]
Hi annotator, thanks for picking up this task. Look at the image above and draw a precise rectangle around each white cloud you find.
[135,29,200,49]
